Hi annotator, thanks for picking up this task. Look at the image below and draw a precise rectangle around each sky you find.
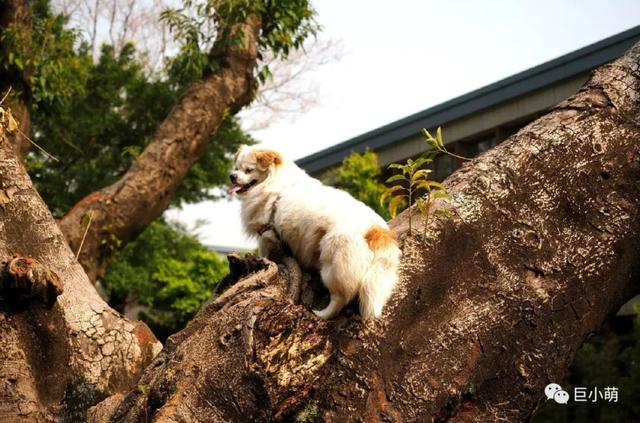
[165,0,640,250]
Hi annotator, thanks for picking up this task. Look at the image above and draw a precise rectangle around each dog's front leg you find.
[258,232,302,304]
[258,230,282,261]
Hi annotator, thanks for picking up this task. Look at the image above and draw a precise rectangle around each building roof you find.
[296,25,640,174]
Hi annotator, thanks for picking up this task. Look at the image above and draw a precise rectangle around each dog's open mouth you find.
[228,179,258,195]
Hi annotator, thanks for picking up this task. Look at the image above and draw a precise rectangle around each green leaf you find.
[388,195,406,218]
[436,126,444,148]
[421,128,433,142]
[380,185,404,206]
[411,169,432,183]
[386,174,405,183]
[413,156,433,168]
[417,180,446,191]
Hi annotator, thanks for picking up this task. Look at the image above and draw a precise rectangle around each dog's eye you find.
[244,167,254,173]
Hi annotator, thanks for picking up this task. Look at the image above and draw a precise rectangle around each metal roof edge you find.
[296,25,640,173]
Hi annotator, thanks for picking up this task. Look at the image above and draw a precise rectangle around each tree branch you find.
[59,14,262,282]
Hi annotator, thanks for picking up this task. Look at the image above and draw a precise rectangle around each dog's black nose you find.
[230,174,238,184]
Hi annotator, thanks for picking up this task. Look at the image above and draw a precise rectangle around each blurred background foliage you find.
[103,220,228,341]
[322,149,390,220]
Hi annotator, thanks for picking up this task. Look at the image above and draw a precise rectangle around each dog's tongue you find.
[228,184,242,194]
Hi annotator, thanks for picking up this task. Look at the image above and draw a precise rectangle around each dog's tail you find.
[359,225,401,319]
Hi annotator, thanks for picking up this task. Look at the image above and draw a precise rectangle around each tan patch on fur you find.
[365,226,397,251]
[254,149,283,171]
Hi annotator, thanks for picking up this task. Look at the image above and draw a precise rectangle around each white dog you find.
[229,145,401,319]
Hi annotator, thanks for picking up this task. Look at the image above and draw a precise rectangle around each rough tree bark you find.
[58,15,262,282]
[0,0,33,160]
[86,43,640,422]
[0,134,161,421]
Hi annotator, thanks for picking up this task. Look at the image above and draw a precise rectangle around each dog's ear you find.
[255,149,283,171]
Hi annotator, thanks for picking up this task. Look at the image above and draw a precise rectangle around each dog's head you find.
[229,145,283,195]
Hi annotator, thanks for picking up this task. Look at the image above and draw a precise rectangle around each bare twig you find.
[240,37,344,131]
[0,87,13,105]
[1,88,59,161]
[16,128,59,162]
[76,212,93,259]
[436,148,472,162]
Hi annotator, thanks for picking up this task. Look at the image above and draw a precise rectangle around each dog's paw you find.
[313,309,331,320]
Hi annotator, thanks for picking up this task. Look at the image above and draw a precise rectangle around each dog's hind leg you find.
[313,293,348,320]
[313,260,358,320]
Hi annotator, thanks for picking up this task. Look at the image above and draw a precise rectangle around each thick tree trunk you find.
[0,0,33,161]
[0,138,161,422]
[58,15,262,282]
[88,43,640,422]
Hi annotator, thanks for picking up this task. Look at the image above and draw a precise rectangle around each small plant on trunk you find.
[421,127,471,161]
[381,127,459,237]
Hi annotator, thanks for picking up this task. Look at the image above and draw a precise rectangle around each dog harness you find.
[257,194,282,242]
[257,194,294,258]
